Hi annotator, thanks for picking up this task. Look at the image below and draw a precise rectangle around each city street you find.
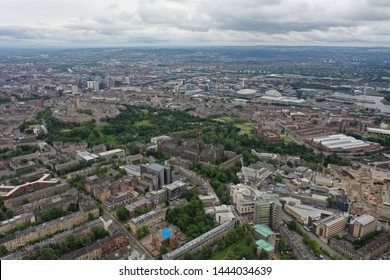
[304,229,344,259]
[102,209,154,260]
[281,212,344,259]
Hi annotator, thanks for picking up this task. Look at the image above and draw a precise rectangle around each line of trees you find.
[302,233,322,257]
[29,226,109,260]
[0,145,39,160]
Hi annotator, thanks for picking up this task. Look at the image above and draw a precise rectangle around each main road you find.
[281,212,344,259]
[303,228,344,259]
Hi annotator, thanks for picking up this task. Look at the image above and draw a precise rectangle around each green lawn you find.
[280,135,294,143]
[214,116,254,133]
[213,116,248,124]
[366,133,388,141]
[235,122,255,132]
[211,238,249,260]
[134,120,153,127]
[213,117,235,124]
[277,130,295,143]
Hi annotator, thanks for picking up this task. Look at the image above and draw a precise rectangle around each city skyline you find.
[1,0,390,47]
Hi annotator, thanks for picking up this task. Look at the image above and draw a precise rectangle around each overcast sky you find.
[1,0,390,47]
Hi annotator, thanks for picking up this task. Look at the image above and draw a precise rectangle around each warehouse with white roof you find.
[305,134,381,155]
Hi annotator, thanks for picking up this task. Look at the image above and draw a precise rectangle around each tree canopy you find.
[166,198,214,240]
[116,207,130,222]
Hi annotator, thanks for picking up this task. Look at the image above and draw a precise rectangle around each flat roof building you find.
[198,193,219,207]
[366,127,390,136]
[256,239,276,259]
[150,188,168,206]
[128,209,166,234]
[315,175,333,187]
[98,149,125,159]
[76,151,99,163]
[230,184,264,215]
[253,224,276,244]
[351,215,377,238]
[125,198,153,217]
[216,212,235,224]
[205,205,234,216]
[314,214,347,238]
[140,163,172,191]
[306,134,380,155]
[284,201,333,225]
[164,181,188,201]
[120,165,141,178]
[254,224,274,238]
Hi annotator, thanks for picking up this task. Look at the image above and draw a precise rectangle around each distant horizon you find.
[1,44,390,50]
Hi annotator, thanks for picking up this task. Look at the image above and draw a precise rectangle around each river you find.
[333,93,390,113]
[354,95,390,113]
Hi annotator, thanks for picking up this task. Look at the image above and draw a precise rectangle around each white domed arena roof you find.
[237,89,257,95]
[265,89,282,97]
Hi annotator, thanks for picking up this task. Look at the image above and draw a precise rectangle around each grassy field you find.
[280,134,294,143]
[134,120,153,127]
[365,133,388,141]
[235,122,255,132]
[275,130,295,143]
[211,238,250,260]
[213,117,254,133]
[213,116,236,124]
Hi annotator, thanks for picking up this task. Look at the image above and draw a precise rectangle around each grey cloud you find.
[109,3,120,10]
[62,24,97,31]
[368,0,390,7]
[135,0,344,34]
[135,0,390,34]
[0,26,44,40]
[1,0,390,46]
